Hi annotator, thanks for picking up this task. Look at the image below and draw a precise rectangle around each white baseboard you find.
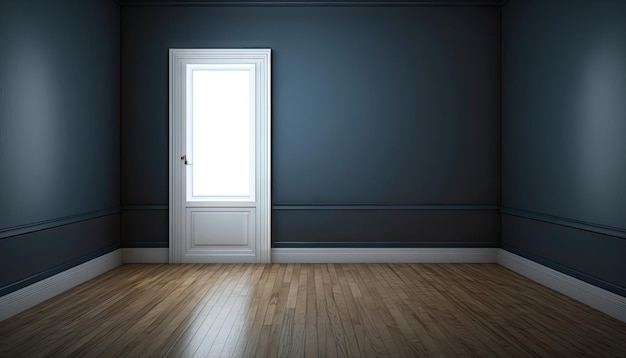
[122,248,169,263]
[272,247,498,263]
[0,249,122,322]
[497,249,626,322]
[120,247,497,264]
[121,248,498,264]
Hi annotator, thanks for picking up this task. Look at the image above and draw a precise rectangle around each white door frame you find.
[169,48,271,263]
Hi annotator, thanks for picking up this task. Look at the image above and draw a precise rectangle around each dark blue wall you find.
[121,5,501,248]
[3,0,621,300]
[502,0,626,296]
[0,0,121,295]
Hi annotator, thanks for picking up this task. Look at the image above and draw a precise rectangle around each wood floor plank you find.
[132,265,226,357]
[172,264,246,357]
[304,264,319,358]
[1,263,625,358]
[223,264,270,358]
[239,264,279,357]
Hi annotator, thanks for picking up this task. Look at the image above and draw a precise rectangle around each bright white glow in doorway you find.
[188,65,255,200]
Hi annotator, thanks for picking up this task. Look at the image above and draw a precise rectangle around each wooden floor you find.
[1,264,625,357]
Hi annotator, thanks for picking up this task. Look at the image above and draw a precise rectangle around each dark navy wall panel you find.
[0,0,121,228]
[0,215,120,296]
[502,0,626,229]
[121,5,500,247]
[0,0,121,296]
[502,215,625,297]
[502,0,625,295]
[274,209,499,247]
[122,208,169,247]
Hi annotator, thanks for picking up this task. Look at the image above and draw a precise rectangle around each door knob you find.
[181,155,192,165]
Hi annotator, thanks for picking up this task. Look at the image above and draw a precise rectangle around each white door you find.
[169,49,271,263]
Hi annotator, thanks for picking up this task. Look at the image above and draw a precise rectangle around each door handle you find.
[181,155,192,165]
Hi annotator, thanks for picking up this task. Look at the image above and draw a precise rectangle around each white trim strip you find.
[497,249,626,322]
[272,247,498,263]
[0,250,122,322]
[122,248,170,263]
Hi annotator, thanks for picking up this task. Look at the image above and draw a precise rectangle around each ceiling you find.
[116,0,504,7]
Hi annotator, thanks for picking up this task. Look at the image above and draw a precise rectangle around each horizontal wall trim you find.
[0,208,121,240]
[272,247,498,263]
[273,204,500,210]
[122,205,168,211]
[273,241,498,248]
[119,1,502,8]
[497,249,626,322]
[501,207,625,239]
[0,250,122,321]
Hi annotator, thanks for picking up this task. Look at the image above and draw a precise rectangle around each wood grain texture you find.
[1,263,625,357]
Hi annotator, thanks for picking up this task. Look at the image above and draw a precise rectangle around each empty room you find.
[0,0,624,356]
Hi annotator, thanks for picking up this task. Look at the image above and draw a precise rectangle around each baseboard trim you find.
[497,249,626,322]
[122,248,170,263]
[120,248,499,263]
[0,249,122,322]
[272,247,498,263]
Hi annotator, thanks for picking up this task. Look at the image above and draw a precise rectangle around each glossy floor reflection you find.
[1,263,625,357]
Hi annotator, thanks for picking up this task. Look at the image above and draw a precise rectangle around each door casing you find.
[169,48,271,263]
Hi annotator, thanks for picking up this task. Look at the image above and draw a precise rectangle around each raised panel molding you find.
[189,209,254,247]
